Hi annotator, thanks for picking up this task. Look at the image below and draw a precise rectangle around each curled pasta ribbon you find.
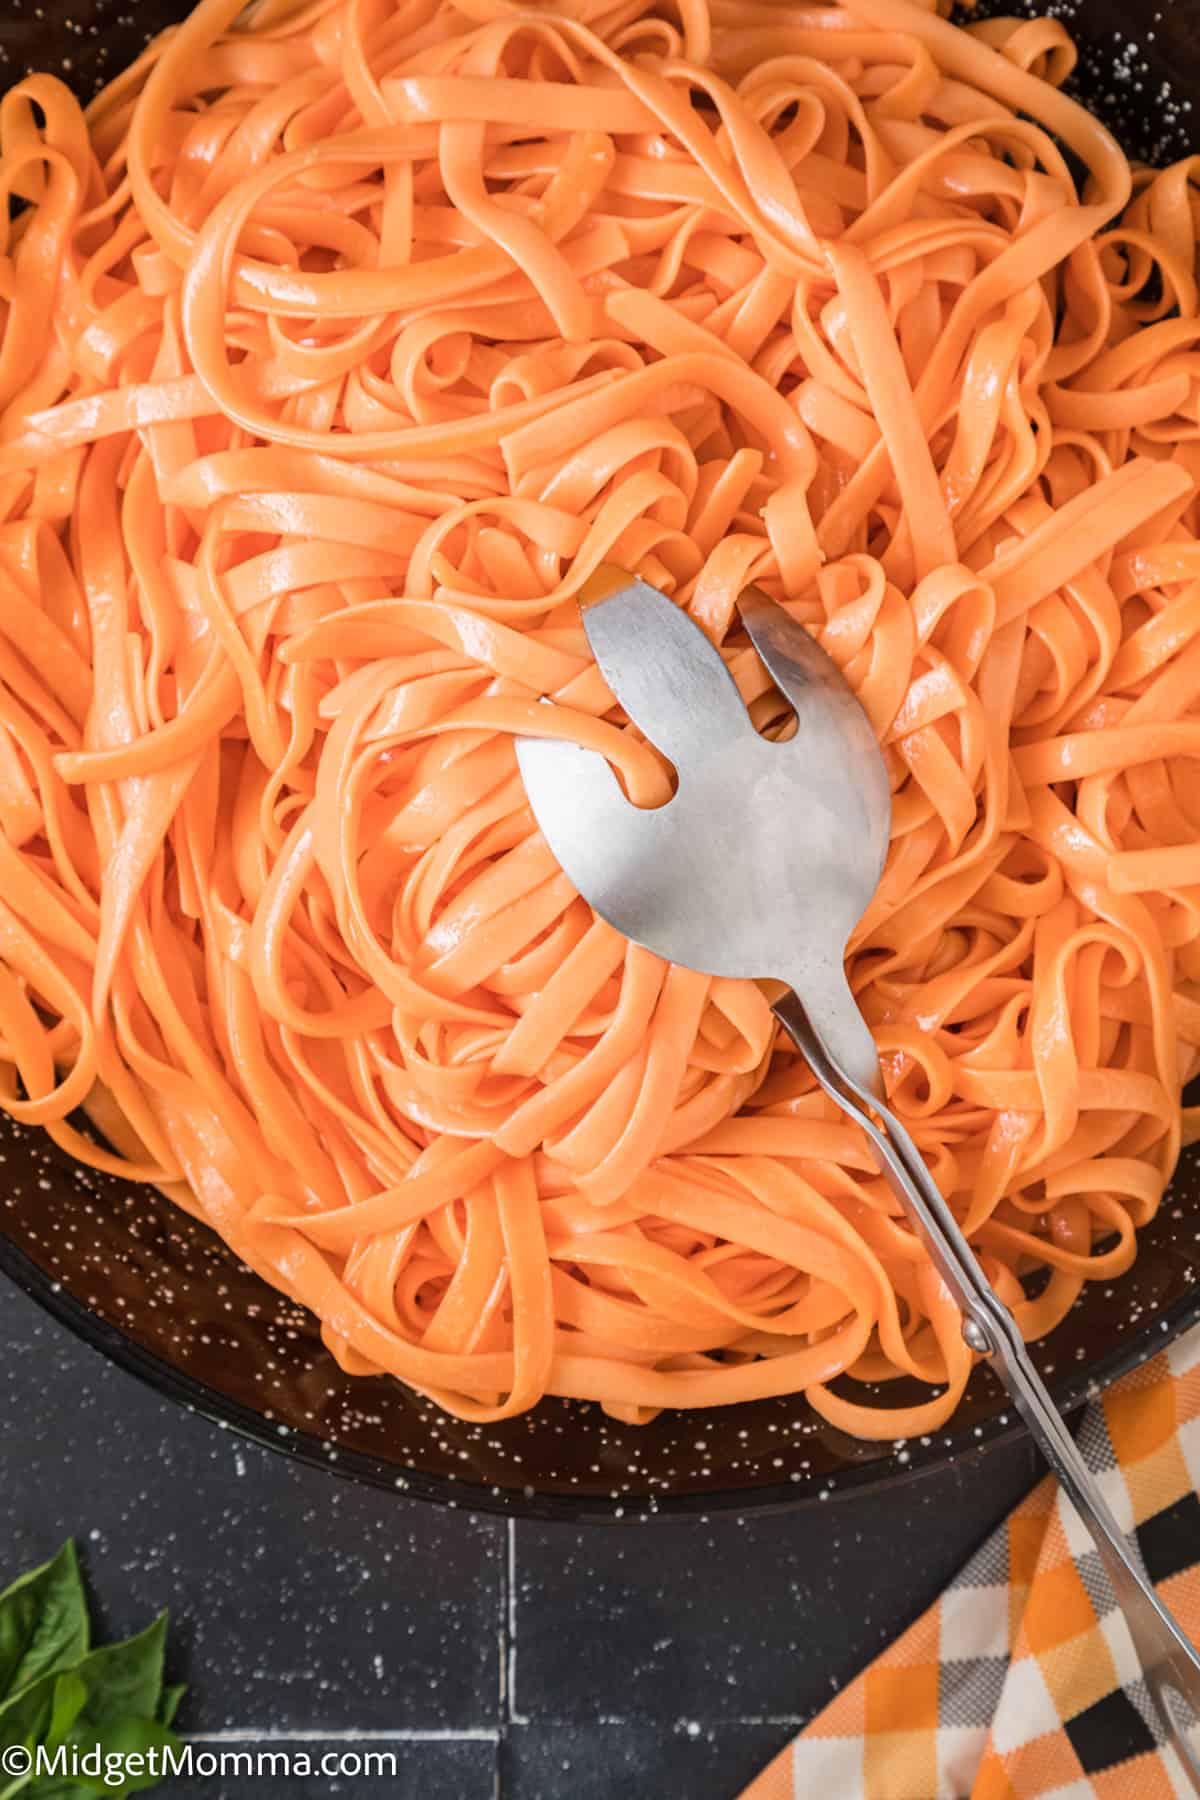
[0,0,1198,1435]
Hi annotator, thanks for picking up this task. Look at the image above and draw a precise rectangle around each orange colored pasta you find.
[1,0,1199,1435]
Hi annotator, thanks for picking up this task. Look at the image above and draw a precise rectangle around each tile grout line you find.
[495,1517,508,1800]
[497,1525,508,1720]
[189,1717,806,1751]
[495,1521,515,1800]
[187,1716,807,1746]
[188,1729,501,1744]
[505,1518,527,1725]
[711,1716,807,1728]
[494,1715,808,1729]
[188,1716,807,1740]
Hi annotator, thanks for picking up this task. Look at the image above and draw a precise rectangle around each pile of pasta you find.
[1,0,1199,1433]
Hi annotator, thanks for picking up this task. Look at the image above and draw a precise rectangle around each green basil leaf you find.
[63,1619,166,1726]
[0,1547,88,1702]
[21,1785,100,1800]
[0,1670,58,1761]
[0,1550,179,1800]
[43,1674,87,1753]
[54,1717,180,1797]
[153,1686,183,1731]
[19,1753,103,1800]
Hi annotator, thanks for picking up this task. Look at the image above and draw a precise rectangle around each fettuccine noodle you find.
[1,0,1198,1434]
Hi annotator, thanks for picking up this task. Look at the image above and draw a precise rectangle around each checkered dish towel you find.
[739,1322,1200,1800]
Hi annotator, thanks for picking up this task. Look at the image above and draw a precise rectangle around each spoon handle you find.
[774,986,1200,1788]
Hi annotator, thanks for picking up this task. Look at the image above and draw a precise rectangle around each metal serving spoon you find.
[517,569,1200,1782]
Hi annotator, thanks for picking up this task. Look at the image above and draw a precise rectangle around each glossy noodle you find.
[1,0,1199,1433]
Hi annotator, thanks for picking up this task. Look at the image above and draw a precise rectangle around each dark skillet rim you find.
[1,0,1198,1529]
[3,1223,1198,1525]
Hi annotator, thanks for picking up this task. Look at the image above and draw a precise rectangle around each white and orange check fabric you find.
[739,1322,1200,1800]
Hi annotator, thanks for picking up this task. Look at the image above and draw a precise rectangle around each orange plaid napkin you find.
[739,1323,1200,1800]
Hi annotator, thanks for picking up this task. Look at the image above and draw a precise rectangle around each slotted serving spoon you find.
[516,569,1200,1783]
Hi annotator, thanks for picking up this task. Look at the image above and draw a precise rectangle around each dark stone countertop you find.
[1,1281,1045,1798]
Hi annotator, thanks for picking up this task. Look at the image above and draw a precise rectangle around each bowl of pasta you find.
[0,0,1199,1520]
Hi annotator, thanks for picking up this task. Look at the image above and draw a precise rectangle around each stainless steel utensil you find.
[517,569,1200,1783]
